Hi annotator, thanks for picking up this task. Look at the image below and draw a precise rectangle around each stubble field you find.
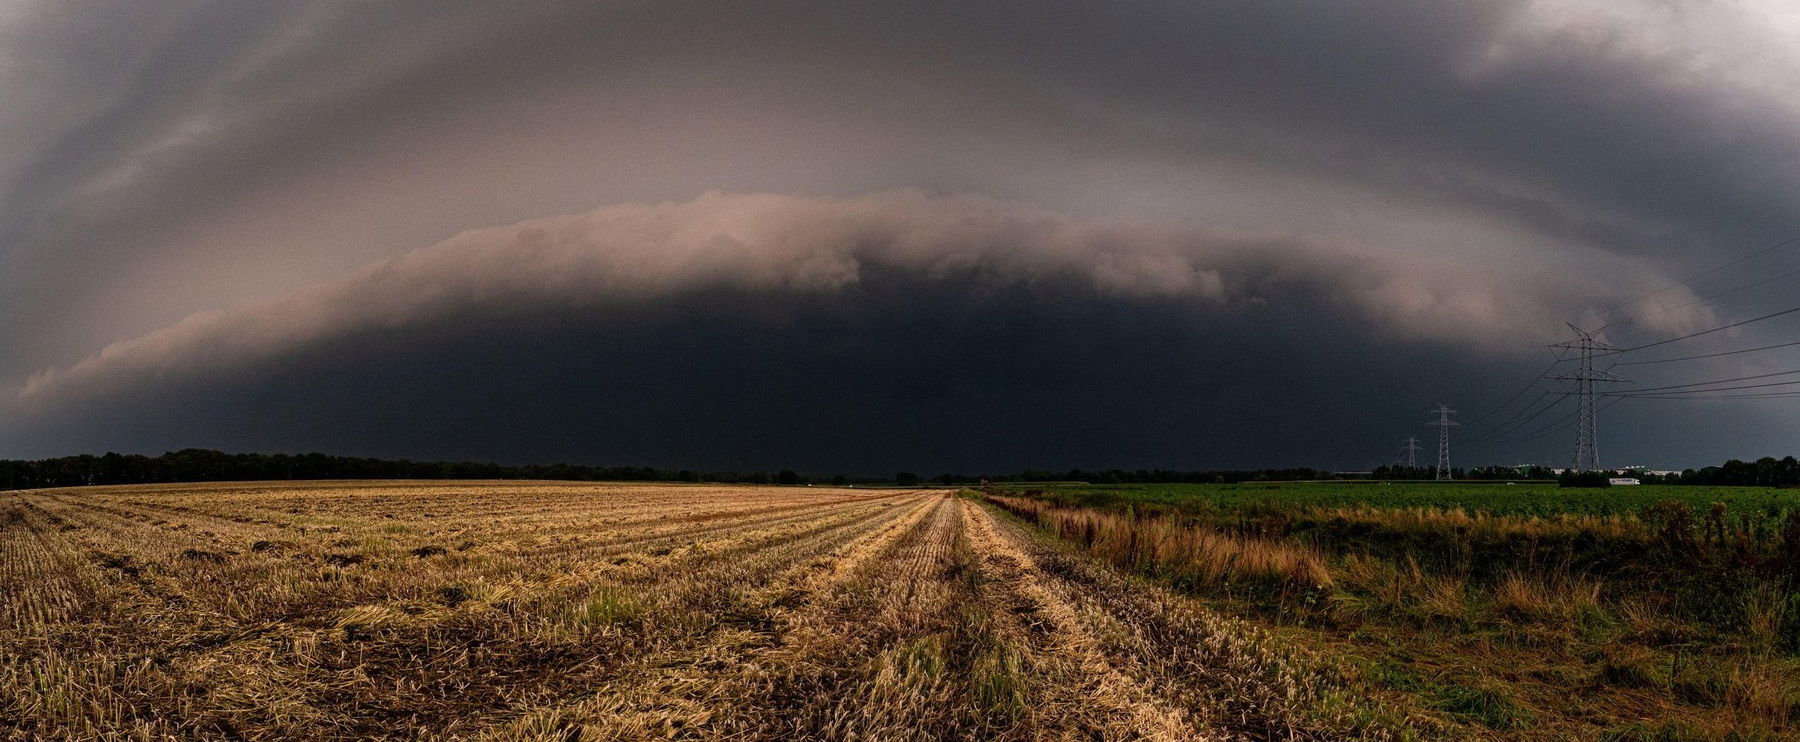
[0,482,1414,741]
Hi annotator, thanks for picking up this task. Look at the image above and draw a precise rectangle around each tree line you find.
[0,449,830,490]
[0,454,1399,491]
[1373,458,1800,488]
[2,449,1797,491]
[1674,457,1800,487]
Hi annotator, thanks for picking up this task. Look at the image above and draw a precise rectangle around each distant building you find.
[1621,465,1682,476]
[1609,477,1641,486]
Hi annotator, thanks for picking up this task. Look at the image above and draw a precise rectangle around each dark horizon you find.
[4,446,1786,492]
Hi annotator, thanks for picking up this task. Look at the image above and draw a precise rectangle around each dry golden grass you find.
[987,494,1334,592]
[988,489,1800,739]
[1,482,1405,740]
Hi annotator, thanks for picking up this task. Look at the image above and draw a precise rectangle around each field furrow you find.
[957,497,1207,741]
[1,483,940,740]
[968,498,1403,741]
[475,492,946,740]
[2,483,1413,740]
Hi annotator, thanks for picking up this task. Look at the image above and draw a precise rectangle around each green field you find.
[1022,481,1800,516]
[985,479,1800,737]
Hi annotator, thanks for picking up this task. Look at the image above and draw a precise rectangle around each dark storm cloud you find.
[13,190,1556,406]
[4,1,1800,468]
[0,246,1520,473]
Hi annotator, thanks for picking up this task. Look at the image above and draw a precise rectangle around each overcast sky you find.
[4,0,1800,472]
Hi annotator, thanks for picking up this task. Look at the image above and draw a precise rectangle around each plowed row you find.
[0,482,1409,740]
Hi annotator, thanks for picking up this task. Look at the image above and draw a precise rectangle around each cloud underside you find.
[4,0,1795,376]
[0,218,1534,472]
[18,190,1599,407]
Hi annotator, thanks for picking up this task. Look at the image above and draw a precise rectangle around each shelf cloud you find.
[18,189,1585,406]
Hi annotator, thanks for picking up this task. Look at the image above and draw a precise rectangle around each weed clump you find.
[1430,680,1534,730]
[568,587,642,629]
[179,548,227,563]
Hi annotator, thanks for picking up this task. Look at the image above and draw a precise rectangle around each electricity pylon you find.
[1401,436,1422,468]
[1426,405,1457,480]
[1546,324,1630,471]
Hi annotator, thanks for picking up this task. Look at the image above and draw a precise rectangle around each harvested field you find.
[0,481,1417,740]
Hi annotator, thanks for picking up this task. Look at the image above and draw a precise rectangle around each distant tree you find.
[776,469,802,485]
[895,472,920,486]
[1558,469,1612,488]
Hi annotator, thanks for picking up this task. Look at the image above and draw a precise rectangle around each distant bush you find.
[1558,470,1613,488]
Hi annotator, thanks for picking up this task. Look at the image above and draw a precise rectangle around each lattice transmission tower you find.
[1400,436,1422,469]
[1546,324,1630,471]
[1426,405,1458,481]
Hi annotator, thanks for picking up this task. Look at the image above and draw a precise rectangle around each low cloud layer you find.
[17,190,1613,410]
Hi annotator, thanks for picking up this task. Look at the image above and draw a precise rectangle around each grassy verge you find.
[982,487,1800,739]
[1020,481,1800,517]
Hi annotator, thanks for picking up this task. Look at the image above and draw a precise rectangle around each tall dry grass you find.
[984,488,1800,737]
[986,494,1332,594]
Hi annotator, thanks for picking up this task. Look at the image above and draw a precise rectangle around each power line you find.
[1601,264,1800,332]
[1400,436,1421,468]
[1618,390,1800,400]
[1610,366,1800,395]
[1609,339,1800,367]
[1605,303,1800,355]
[1462,238,1796,444]
[1481,410,1578,446]
[1426,404,1458,481]
[1452,235,1800,462]
[1462,349,1572,428]
[1599,233,1800,323]
[1547,325,1629,471]
[1481,397,1624,446]
[1467,390,1554,440]
[1466,395,1571,444]
[1616,377,1800,397]
[1465,392,1568,443]
[1463,234,1800,462]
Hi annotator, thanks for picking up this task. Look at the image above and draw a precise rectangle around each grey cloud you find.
[18,190,1603,408]
[0,242,1756,472]
[6,1,1800,369]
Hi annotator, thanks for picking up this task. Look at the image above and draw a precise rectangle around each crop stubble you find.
[1,482,1398,740]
